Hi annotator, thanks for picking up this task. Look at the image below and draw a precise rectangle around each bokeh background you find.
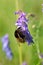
[0,0,43,65]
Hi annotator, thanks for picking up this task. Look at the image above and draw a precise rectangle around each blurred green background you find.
[0,0,43,65]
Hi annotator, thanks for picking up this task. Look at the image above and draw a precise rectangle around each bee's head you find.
[14,30,19,38]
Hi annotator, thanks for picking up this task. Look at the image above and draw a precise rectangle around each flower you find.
[15,10,34,44]
[15,10,28,28]
[5,47,13,60]
[22,62,27,65]
[22,29,34,44]
[1,34,9,51]
[15,10,29,31]
[1,34,13,60]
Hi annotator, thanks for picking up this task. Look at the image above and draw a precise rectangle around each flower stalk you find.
[18,43,22,65]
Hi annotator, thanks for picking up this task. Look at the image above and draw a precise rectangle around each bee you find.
[14,27,26,43]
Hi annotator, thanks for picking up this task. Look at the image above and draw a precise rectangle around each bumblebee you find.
[14,27,26,43]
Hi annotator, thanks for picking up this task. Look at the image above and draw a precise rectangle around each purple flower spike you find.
[1,34,9,51]
[15,10,22,15]
[15,10,34,45]
[15,10,28,29]
[22,62,27,65]
[1,34,13,60]
[23,30,34,44]
[5,47,13,60]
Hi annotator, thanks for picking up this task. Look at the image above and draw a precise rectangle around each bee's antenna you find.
[26,13,35,19]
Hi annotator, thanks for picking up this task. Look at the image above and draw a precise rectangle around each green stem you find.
[35,21,43,65]
[15,0,22,64]
[18,43,22,65]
